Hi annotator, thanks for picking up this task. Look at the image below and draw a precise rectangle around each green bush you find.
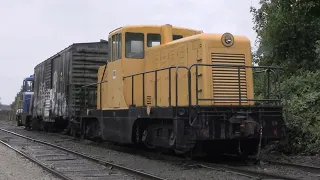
[280,71,320,154]
[251,0,320,155]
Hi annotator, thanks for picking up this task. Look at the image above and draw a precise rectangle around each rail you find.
[0,127,166,180]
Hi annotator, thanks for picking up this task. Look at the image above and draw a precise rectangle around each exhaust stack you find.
[161,24,173,44]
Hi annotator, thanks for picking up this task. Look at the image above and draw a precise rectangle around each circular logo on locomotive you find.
[221,32,234,47]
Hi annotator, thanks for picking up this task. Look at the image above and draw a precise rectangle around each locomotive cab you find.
[97,25,202,109]
[16,75,34,127]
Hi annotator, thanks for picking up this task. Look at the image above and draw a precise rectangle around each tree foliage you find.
[281,70,320,154]
[251,0,320,75]
[10,86,23,111]
[251,0,320,154]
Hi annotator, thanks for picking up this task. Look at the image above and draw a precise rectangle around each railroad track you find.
[259,158,320,174]
[1,122,319,180]
[191,155,320,180]
[221,154,320,175]
[187,162,301,180]
[0,127,166,180]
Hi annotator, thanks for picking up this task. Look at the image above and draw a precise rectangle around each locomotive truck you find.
[21,24,286,157]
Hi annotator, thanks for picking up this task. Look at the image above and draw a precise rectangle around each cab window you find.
[118,33,122,59]
[110,33,122,62]
[112,35,116,60]
[173,35,183,40]
[147,33,161,47]
[108,37,112,62]
[24,80,34,92]
[125,32,144,59]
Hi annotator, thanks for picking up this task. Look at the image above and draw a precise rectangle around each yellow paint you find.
[97,24,254,110]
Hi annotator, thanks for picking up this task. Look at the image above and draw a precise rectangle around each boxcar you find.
[30,40,108,131]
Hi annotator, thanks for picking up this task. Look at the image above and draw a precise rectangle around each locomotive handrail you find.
[78,80,108,94]
[122,63,282,119]
[78,62,283,125]
[123,66,188,107]
[188,63,283,69]
[252,68,282,103]
[123,66,175,78]
[78,80,108,111]
[188,63,283,107]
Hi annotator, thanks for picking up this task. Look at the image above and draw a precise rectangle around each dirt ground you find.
[0,142,60,180]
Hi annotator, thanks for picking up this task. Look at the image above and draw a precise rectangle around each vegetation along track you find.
[0,127,166,180]
[186,161,319,180]
[191,154,320,180]
[251,157,320,175]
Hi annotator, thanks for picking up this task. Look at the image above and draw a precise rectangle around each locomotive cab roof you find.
[108,24,202,37]
[24,75,34,81]
[107,24,203,61]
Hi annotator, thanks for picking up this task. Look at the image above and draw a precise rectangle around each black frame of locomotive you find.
[78,63,286,155]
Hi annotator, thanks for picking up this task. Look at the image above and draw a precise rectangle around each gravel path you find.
[0,142,61,180]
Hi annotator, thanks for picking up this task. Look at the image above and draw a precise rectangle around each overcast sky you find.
[0,0,260,105]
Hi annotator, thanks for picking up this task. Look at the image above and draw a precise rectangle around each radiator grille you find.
[211,53,247,103]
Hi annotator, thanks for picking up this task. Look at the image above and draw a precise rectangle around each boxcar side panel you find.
[32,41,108,122]
[69,42,108,117]
[33,59,52,120]
[51,51,69,118]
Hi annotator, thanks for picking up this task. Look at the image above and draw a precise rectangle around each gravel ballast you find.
[2,120,320,179]
[0,142,61,180]
[0,121,251,180]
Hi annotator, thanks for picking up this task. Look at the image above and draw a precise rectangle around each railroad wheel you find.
[141,130,154,148]
[71,127,76,138]
[43,122,53,132]
[169,132,176,148]
[31,118,41,131]
[69,123,77,138]
[184,150,194,160]
[24,118,32,131]
[134,124,141,144]
[237,140,258,159]
[16,116,22,127]
[84,120,101,141]
[24,125,30,130]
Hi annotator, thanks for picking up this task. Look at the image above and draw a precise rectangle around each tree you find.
[251,0,320,154]
[251,0,320,75]
[10,87,23,111]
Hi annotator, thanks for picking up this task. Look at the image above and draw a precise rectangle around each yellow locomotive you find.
[80,24,286,157]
